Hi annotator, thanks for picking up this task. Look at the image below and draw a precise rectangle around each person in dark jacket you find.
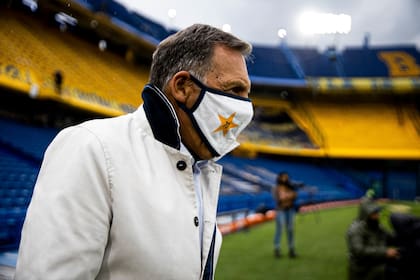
[386,212,420,280]
[347,199,399,280]
[272,172,299,258]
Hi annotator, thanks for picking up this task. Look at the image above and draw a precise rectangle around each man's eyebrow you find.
[222,79,250,90]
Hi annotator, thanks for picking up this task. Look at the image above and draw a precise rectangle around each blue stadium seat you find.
[73,0,173,43]
[0,148,35,250]
[291,47,343,77]
[342,48,389,76]
[340,46,420,77]
[0,118,57,161]
[0,119,57,251]
[217,155,365,212]
[387,171,417,200]
[73,0,102,11]
[248,46,299,79]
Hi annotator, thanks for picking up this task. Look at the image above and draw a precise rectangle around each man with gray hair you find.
[15,24,253,279]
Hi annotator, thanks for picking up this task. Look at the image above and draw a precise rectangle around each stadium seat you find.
[291,47,343,77]
[0,10,149,112]
[0,118,57,251]
[342,46,420,77]
[248,46,300,79]
[217,155,364,212]
[299,100,420,157]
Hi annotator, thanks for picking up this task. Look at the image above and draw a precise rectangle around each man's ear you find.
[168,71,195,104]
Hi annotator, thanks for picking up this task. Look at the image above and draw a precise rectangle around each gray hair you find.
[149,24,252,90]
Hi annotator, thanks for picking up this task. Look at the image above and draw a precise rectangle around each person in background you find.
[53,70,63,94]
[272,171,299,258]
[387,212,420,280]
[15,24,253,279]
[347,199,399,280]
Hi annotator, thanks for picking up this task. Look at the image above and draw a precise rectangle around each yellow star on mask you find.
[213,113,238,136]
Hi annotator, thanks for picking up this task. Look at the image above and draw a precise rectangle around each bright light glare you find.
[222,24,231,33]
[299,12,351,35]
[55,12,78,26]
[167,9,177,19]
[98,40,107,51]
[277,28,287,38]
[22,0,38,12]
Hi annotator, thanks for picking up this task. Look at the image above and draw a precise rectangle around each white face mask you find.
[179,75,254,160]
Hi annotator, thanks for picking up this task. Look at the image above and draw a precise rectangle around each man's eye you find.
[227,87,249,98]
[228,87,244,95]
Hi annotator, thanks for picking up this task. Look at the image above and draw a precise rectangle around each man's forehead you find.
[209,48,250,82]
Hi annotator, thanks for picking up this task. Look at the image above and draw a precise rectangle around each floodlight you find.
[22,0,37,12]
[55,12,78,26]
[298,11,351,35]
[222,24,232,33]
[98,40,107,51]
[167,9,177,19]
[277,29,287,38]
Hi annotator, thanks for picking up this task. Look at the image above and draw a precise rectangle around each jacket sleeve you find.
[347,222,388,261]
[15,126,113,280]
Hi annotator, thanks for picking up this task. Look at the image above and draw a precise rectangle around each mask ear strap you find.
[179,74,207,112]
[176,100,189,112]
[175,100,220,158]
[189,74,206,89]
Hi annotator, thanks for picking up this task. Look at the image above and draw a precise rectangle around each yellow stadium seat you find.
[0,10,149,115]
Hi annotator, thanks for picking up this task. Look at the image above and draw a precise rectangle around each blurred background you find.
[0,0,419,279]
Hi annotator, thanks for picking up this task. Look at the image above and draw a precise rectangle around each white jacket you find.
[15,85,223,279]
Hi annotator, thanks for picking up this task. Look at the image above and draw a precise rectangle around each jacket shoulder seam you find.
[75,125,114,203]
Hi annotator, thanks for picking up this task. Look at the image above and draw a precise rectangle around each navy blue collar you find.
[142,84,181,150]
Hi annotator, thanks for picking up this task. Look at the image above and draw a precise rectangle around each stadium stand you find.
[0,118,58,161]
[291,46,343,77]
[386,171,418,200]
[0,118,58,251]
[342,46,420,77]
[0,9,149,115]
[73,0,175,43]
[298,99,420,158]
[0,146,37,250]
[247,45,299,79]
[217,155,365,213]
[239,110,317,150]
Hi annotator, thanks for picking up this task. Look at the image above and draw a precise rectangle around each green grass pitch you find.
[215,201,420,280]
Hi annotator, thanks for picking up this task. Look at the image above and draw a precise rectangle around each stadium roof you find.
[116,0,420,51]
